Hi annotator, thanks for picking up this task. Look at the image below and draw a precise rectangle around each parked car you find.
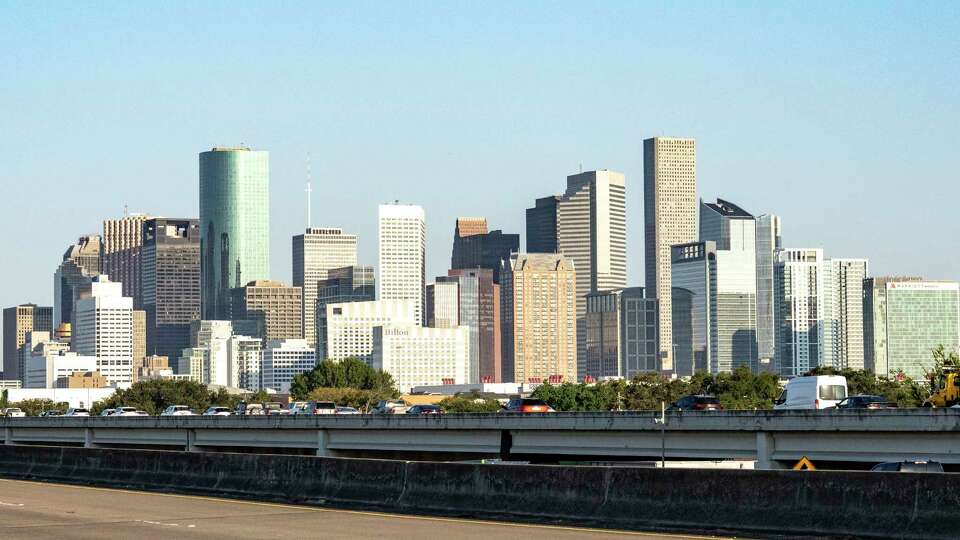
[99,408,116,417]
[111,407,141,416]
[373,400,409,414]
[871,461,943,473]
[264,402,289,415]
[296,401,338,415]
[64,408,90,417]
[774,375,848,410]
[235,402,265,416]
[161,405,195,416]
[1,407,26,418]
[335,406,360,415]
[832,395,894,410]
[667,395,723,412]
[202,406,232,416]
[503,398,555,413]
[406,404,442,415]
[39,410,62,417]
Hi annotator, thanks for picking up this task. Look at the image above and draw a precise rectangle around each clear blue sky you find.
[1,1,958,320]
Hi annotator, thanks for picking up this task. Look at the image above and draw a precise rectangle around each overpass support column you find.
[316,429,337,457]
[83,428,97,448]
[186,429,203,452]
[756,432,783,470]
[3,427,11,445]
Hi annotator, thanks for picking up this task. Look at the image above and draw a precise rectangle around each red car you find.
[504,398,555,413]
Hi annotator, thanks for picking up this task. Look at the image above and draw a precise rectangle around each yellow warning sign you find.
[793,456,816,470]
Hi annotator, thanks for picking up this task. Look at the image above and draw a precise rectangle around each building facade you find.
[425,277,460,329]
[227,335,263,391]
[230,280,303,341]
[320,299,417,364]
[525,195,560,254]
[102,214,152,307]
[292,228,358,347]
[755,214,782,372]
[73,275,133,385]
[141,218,201,361]
[774,249,825,377]
[54,235,102,328]
[25,351,98,389]
[199,147,270,320]
[584,287,658,380]
[644,137,697,372]
[2,304,53,381]
[823,259,869,370]
[450,217,519,283]
[372,324,470,393]
[263,339,316,392]
[378,203,426,325]
[500,253,577,383]
[448,268,500,383]
[864,278,960,380]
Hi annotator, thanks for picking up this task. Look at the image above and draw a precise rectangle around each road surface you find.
[0,478,721,539]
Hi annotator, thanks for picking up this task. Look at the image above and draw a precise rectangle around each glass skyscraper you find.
[199,147,270,320]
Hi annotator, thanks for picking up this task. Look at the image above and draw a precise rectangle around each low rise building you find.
[263,339,316,392]
[372,324,470,393]
[24,351,98,389]
[320,299,416,364]
[58,370,109,389]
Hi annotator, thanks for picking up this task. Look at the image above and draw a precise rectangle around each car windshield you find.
[819,385,847,400]
[862,396,886,403]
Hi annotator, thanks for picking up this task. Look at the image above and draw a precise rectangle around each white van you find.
[774,375,847,410]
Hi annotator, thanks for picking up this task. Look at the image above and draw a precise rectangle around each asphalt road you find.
[0,479,720,540]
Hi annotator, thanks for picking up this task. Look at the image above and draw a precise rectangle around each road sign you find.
[793,456,816,470]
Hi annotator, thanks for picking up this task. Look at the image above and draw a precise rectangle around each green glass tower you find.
[199,147,270,320]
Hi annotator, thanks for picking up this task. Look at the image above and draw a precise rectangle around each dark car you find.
[406,405,442,415]
[667,395,723,412]
[871,461,943,473]
[833,395,894,410]
[503,398,555,413]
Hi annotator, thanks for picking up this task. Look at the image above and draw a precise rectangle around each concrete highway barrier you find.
[0,444,956,539]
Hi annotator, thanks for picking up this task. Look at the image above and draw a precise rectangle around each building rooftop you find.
[703,198,753,218]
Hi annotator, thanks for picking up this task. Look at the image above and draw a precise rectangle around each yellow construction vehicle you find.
[923,366,960,408]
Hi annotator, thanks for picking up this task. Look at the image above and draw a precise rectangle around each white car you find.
[64,408,90,417]
[161,405,195,416]
[335,406,360,415]
[203,406,232,416]
[100,408,116,417]
[1,408,25,418]
[111,407,141,416]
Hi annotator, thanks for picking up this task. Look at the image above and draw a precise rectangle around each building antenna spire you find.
[305,152,312,229]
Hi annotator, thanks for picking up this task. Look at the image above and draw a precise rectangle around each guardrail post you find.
[3,427,11,445]
[84,428,96,448]
[756,432,782,470]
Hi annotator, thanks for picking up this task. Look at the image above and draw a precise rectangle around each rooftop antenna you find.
[123,204,129,217]
[579,161,583,173]
[305,153,313,229]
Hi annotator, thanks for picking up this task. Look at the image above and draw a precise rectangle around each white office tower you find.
[372,325,470,393]
[321,299,417,365]
[822,259,869,370]
[263,339,316,392]
[73,275,133,385]
[378,204,426,325]
[227,335,262,391]
[754,214,782,372]
[556,171,627,380]
[774,249,826,377]
[644,137,697,372]
[292,228,358,347]
[698,199,759,374]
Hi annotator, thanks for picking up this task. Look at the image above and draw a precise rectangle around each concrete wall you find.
[0,445,956,539]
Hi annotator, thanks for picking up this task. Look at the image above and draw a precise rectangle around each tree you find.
[439,394,503,413]
[305,387,394,412]
[290,358,398,400]
[92,379,220,415]
[8,399,67,416]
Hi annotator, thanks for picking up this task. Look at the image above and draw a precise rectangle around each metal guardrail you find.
[3,410,959,468]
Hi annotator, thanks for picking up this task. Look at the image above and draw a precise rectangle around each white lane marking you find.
[0,501,24,507]
[136,520,181,527]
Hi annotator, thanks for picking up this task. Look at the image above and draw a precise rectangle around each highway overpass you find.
[3,409,960,468]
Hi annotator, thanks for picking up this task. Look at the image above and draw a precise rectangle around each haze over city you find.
[2,1,958,318]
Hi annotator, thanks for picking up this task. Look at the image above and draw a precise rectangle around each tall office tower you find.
[525,196,560,253]
[671,242,717,376]
[527,170,627,380]
[230,280,303,341]
[132,309,146,373]
[102,214,152,307]
[73,275,133,385]
[263,339,316,393]
[141,218,201,361]
[822,259,869,370]
[227,335,262,391]
[500,253,577,383]
[315,265,376,353]
[2,304,53,381]
[699,199,759,373]
[199,147,270,320]
[449,268,500,382]
[378,203,425,324]
[425,277,460,328]
[585,288,659,380]
[450,218,519,283]
[54,235,102,328]
[373,325,470,392]
[774,249,825,377]
[320,299,416,364]
[292,228,358,347]
[755,214,782,372]
[644,137,697,372]
[864,278,959,380]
